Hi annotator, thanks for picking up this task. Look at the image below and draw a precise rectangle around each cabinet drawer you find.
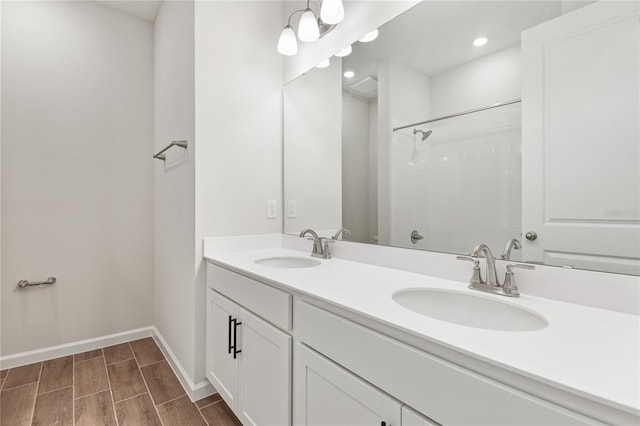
[295,300,597,426]
[208,263,292,331]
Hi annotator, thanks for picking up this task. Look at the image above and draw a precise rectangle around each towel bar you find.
[153,140,188,161]
[17,277,56,288]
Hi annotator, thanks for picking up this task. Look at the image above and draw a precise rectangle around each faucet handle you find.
[505,263,535,272]
[456,256,483,285]
[502,263,534,297]
[320,238,334,259]
[456,255,479,266]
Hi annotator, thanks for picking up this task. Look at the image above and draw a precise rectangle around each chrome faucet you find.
[332,227,351,241]
[299,229,333,259]
[501,238,522,260]
[457,243,535,298]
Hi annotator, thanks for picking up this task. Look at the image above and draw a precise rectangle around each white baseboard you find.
[0,326,154,370]
[151,326,216,402]
[0,326,216,403]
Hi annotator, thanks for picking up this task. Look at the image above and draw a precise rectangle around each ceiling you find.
[342,1,564,98]
[95,0,163,22]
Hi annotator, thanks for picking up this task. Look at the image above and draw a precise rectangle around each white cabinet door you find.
[521,1,640,274]
[294,343,401,426]
[401,406,439,426]
[237,308,292,426]
[206,290,240,411]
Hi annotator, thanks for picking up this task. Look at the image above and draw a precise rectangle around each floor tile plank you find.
[157,396,206,426]
[103,343,134,365]
[38,355,73,394]
[107,358,147,402]
[0,382,38,426]
[74,390,117,426]
[74,349,104,362]
[3,362,41,390]
[0,369,7,380]
[196,393,222,408]
[130,338,164,367]
[115,393,162,426]
[200,401,242,426]
[74,357,109,398]
[140,361,185,405]
[32,386,73,426]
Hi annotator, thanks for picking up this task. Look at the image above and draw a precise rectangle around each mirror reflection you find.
[283,1,640,275]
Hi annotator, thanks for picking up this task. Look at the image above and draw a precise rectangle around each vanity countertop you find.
[204,245,639,418]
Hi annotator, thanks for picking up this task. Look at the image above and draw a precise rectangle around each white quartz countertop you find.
[204,246,640,416]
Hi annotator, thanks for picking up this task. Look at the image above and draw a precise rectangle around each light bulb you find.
[320,0,344,25]
[315,58,330,68]
[298,9,320,42]
[473,37,488,47]
[277,25,297,56]
[335,45,352,57]
[359,29,379,43]
[343,70,355,78]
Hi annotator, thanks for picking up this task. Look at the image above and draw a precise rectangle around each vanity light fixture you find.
[359,29,379,43]
[277,25,298,56]
[473,37,488,47]
[335,45,352,57]
[298,8,320,42]
[343,70,355,78]
[278,0,345,56]
[315,58,330,69]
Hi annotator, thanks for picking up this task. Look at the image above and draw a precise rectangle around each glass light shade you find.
[335,45,352,57]
[320,0,344,25]
[359,29,379,43]
[298,9,320,42]
[277,25,298,56]
[315,58,330,69]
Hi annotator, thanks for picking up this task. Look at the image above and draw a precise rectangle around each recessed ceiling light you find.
[473,37,488,47]
[359,29,379,43]
[344,70,355,78]
[335,45,352,57]
[315,58,330,69]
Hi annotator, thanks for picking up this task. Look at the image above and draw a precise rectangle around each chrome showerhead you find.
[413,129,433,141]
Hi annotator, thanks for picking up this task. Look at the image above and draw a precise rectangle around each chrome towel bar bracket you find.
[18,277,57,288]
[153,140,188,161]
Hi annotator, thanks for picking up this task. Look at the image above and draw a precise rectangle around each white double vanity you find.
[203,235,638,426]
[203,1,639,424]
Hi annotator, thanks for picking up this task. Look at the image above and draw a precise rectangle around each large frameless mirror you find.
[283,1,640,275]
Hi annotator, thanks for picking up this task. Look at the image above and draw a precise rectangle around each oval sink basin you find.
[392,288,548,332]
[255,256,321,269]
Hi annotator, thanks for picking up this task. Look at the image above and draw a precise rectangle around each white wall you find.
[283,1,419,82]
[284,61,342,235]
[153,0,197,383]
[342,92,370,243]
[194,0,284,384]
[430,45,522,116]
[1,1,153,356]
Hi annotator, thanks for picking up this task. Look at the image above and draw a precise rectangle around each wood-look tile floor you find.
[0,338,242,426]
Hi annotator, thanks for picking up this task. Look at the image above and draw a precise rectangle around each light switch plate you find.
[266,200,277,219]
[287,200,297,218]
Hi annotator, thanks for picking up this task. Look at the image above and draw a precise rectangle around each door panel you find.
[293,342,401,426]
[207,291,239,411]
[521,1,640,274]
[238,308,291,426]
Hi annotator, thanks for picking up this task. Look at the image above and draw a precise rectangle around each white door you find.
[521,1,640,274]
[207,290,240,411]
[293,343,401,426]
[401,406,439,426]
[237,307,292,426]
